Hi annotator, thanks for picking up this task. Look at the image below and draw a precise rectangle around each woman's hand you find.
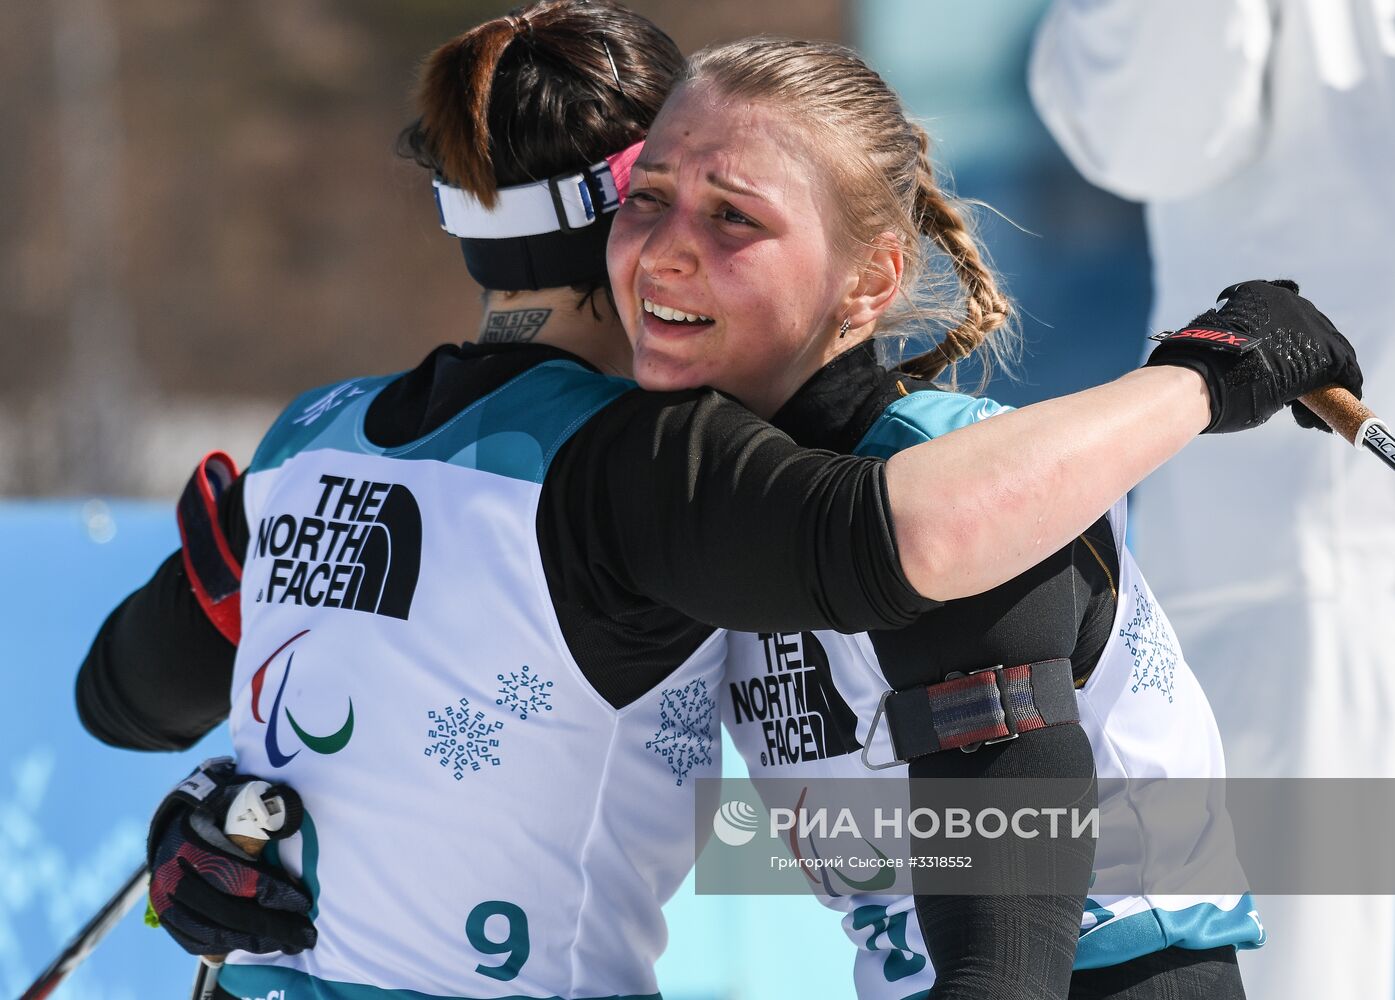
[1145,279,1363,434]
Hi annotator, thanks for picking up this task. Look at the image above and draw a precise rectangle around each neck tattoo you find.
[480,307,552,344]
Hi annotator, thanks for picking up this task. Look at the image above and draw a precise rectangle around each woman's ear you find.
[842,232,904,331]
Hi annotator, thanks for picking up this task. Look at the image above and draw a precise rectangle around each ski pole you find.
[1300,386,1395,472]
[18,863,151,1000]
[190,780,302,1000]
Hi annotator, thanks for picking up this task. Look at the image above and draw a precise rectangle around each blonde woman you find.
[607,38,1351,999]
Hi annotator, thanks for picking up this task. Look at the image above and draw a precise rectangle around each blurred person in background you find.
[1030,2,1395,998]
[75,3,1362,998]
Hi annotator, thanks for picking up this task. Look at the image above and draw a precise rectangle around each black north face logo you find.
[728,632,862,767]
[254,474,421,619]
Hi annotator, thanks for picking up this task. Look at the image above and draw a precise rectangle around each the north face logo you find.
[254,474,421,619]
[729,632,861,766]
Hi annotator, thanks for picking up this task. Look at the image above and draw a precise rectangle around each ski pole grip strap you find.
[147,757,236,863]
[883,658,1078,758]
[177,452,243,644]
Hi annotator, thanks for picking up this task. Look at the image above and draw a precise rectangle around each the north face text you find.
[254,475,422,619]
[728,632,860,766]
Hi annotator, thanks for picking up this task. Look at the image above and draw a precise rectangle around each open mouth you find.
[642,298,715,329]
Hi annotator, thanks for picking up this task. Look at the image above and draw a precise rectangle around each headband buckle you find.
[548,170,594,234]
[435,161,621,241]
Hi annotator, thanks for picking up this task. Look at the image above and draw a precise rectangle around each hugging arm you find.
[562,367,1201,629]
[893,279,1362,600]
[555,386,936,635]
[584,282,1359,610]
[886,364,1209,600]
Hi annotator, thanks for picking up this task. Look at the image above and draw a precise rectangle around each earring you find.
[837,317,851,338]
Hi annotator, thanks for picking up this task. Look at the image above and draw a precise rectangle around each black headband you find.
[455,214,614,291]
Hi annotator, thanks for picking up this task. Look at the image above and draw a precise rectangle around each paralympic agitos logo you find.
[251,630,354,767]
[253,474,422,619]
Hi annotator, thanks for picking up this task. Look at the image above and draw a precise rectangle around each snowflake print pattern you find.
[645,678,715,786]
[496,665,554,720]
[424,697,505,779]
[1118,584,1178,703]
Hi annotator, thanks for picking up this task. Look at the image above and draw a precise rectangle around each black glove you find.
[147,757,316,956]
[1144,279,1363,434]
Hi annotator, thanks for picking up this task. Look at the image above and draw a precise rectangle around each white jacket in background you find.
[1030,3,1395,998]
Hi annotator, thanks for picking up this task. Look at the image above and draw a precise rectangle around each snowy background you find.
[0,503,212,998]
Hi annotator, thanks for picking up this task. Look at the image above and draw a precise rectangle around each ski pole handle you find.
[1301,385,1374,442]
[191,833,272,1000]
[191,782,301,1000]
[1299,386,1395,472]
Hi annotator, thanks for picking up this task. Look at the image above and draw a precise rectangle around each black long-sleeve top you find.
[78,342,938,749]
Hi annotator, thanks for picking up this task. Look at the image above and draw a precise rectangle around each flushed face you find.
[607,81,857,418]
